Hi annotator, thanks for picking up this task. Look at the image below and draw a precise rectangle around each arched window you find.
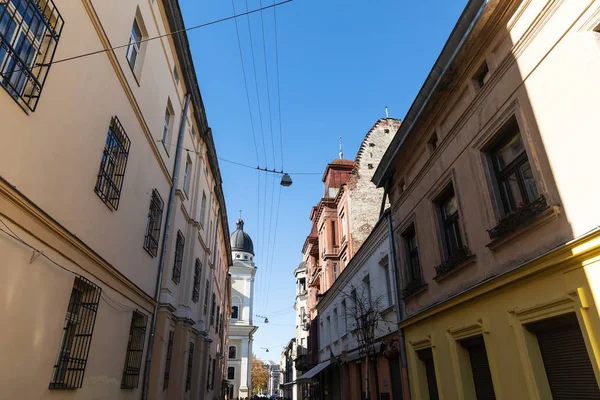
[227,366,235,380]
[231,305,239,319]
[228,346,237,360]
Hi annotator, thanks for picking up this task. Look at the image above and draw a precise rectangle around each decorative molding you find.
[410,335,433,351]
[447,319,486,341]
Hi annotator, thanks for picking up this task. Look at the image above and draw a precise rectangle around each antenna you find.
[385,106,389,118]
[239,209,242,218]
[339,136,343,159]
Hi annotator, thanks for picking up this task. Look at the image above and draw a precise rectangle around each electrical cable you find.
[273,0,284,170]
[258,0,277,169]
[11,0,294,75]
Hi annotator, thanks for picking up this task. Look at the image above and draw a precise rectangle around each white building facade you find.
[226,218,258,399]
[290,263,309,400]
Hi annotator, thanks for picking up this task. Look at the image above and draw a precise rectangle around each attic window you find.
[474,61,490,89]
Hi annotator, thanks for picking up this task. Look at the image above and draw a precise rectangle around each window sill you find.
[161,140,170,157]
[381,304,396,316]
[401,281,428,300]
[486,205,560,251]
[433,254,476,282]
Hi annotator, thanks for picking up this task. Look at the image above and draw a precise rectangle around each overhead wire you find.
[259,0,277,168]
[273,0,285,170]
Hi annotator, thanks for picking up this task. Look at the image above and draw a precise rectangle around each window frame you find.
[228,345,237,360]
[183,156,192,196]
[227,366,235,380]
[435,185,464,260]
[49,277,101,389]
[172,231,184,284]
[121,310,148,389]
[94,116,131,211]
[125,18,142,72]
[192,258,201,303]
[161,100,174,153]
[231,305,239,319]
[185,341,194,392]
[143,189,164,257]
[163,330,174,390]
[402,224,421,283]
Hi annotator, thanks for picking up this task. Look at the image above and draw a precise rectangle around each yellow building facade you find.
[372,0,600,398]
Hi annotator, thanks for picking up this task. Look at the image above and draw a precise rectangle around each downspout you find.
[384,180,410,399]
[141,93,192,400]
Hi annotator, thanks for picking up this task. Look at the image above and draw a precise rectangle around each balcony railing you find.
[434,245,473,278]
[487,195,549,241]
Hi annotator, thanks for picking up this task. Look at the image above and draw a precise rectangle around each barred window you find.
[203,279,209,315]
[206,356,211,391]
[210,358,216,388]
[192,258,201,303]
[0,0,64,112]
[94,117,131,211]
[215,306,221,333]
[163,330,174,390]
[210,293,216,325]
[143,189,163,257]
[50,277,101,389]
[172,231,184,284]
[121,311,148,389]
[185,342,194,392]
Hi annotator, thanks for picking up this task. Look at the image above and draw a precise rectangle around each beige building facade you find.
[373,0,600,398]
[0,0,231,399]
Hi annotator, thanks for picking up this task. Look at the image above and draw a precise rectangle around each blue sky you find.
[179,0,468,363]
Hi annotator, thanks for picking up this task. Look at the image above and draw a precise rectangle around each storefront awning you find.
[295,360,331,382]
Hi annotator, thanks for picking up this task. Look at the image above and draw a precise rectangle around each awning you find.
[295,360,331,382]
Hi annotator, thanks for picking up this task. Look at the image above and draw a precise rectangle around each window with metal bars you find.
[210,358,216,389]
[121,311,148,389]
[0,0,64,112]
[185,341,194,392]
[206,355,212,391]
[163,330,174,391]
[94,116,131,211]
[172,231,184,284]
[49,277,101,389]
[203,279,209,315]
[192,258,201,303]
[210,293,216,325]
[143,189,163,257]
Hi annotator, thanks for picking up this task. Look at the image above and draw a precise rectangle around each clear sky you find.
[179,0,468,363]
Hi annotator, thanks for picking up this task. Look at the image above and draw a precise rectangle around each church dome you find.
[230,218,254,255]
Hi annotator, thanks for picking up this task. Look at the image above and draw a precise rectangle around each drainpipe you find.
[384,179,410,399]
[141,93,192,400]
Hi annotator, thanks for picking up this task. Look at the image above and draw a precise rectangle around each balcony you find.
[434,245,475,280]
[487,195,550,242]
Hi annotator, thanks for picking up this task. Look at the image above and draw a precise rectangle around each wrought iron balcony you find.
[434,245,473,277]
[487,195,549,241]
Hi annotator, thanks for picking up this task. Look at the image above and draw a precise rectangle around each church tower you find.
[226,218,258,399]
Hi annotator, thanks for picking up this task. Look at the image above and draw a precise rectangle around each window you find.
[333,308,339,341]
[398,178,406,196]
[172,231,184,284]
[203,280,209,315]
[183,156,192,195]
[428,132,438,152]
[173,65,179,84]
[526,313,600,399]
[121,311,148,389]
[331,221,337,246]
[126,18,142,72]
[206,356,212,391]
[333,263,338,281]
[340,213,347,239]
[210,293,216,325]
[199,191,207,227]
[403,224,421,283]
[474,60,490,89]
[0,0,64,112]
[459,336,496,399]
[300,307,305,324]
[50,277,101,389]
[231,305,239,319]
[436,186,463,259]
[326,316,332,345]
[342,299,348,334]
[163,330,174,390]
[185,342,194,392]
[228,346,237,360]
[210,358,216,389]
[227,366,235,380]
[192,258,201,303]
[95,116,131,211]
[489,119,539,215]
[143,189,164,257]
[363,274,372,305]
[215,306,221,333]
[418,348,439,400]
[383,261,393,307]
[161,101,174,148]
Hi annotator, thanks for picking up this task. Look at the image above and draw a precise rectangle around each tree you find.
[344,284,388,400]
[251,355,268,394]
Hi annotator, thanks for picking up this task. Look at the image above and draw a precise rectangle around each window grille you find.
[210,293,215,325]
[192,258,201,302]
[94,116,131,210]
[185,341,194,391]
[210,358,216,389]
[49,276,101,389]
[143,189,163,257]
[121,310,148,389]
[172,231,184,284]
[163,330,174,390]
[206,356,211,391]
[203,279,209,315]
[0,0,64,112]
